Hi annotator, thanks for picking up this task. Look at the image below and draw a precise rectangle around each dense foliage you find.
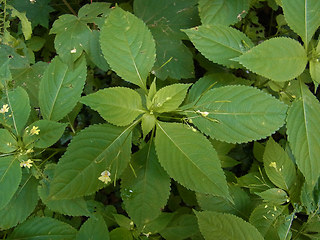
[1,0,320,239]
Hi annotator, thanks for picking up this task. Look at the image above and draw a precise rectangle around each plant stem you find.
[62,0,77,16]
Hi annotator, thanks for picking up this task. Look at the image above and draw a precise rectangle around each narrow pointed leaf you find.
[100,7,156,90]
[81,87,144,126]
[188,85,288,143]
[184,25,254,68]
[49,124,132,200]
[9,217,77,240]
[196,211,264,240]
[0,174,38,230]
[155,122,230,199]
[198,0,250,26]
[0,156,22,210]
[282,0,320,47]
[237,37,307,81]
[263,138,296,191]
[121,142,171,227]
[39,56,87,121]
[287,81,320,186]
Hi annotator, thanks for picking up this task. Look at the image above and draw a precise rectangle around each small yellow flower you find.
[30,126,40,136]
[20,159,34,168]
[0,104,9,114]
[196,110,209,117]
[98,170,111,184]
[269,162,277,169]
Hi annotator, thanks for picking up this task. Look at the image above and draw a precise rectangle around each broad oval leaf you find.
[249,204,285,237]
[151,83,191,113]
[287,81,320,186]
[183,25,254,68]
[81,87,144,126]
[121,142,171,227]
[38,164,90,217]
[133,0,199,80]
[155,122,230,199]
[0,87,31,136]
[76,215,110,240]
[196,211,264,240]
[196,185,251,218]
[263,137,296,191]
[50,14,91,63]
[100,7,156,90]
[23,120,67,149]
[198,0,250,26]
[39,56,87,121]
[257,188,289,205]
[0,174,38,230]
[237,37,307,81]
[188,85,288,143]
[9,217,77,240]
[0,129,17,153]
[0,156,22,210]
[282,0,320,48]
[49,124,132,200]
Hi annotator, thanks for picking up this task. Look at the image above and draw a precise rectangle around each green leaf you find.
[76,215,110,240]
[282,0,320,48]
[121,142,171,227]
[160,214,199,240]
[310,58,320,88]
[81,87,144,126]
[151,37,195,80]
[263,137,296,191]
[0,174,38,230]
[0,59,11,87]
[109,227,133,240]
[38,164,91,217]
[9,217,77,240]
[100,7,156,90]
[10,0,54,28]
[11,61,48,108]
[78,2,111,27]
[196,185,251,219]
[155,122,230,199]
[196,211,264,240]
[0,87,31,136]
[187,85,288,143]
[151,84,191,113]
[186,73,252,104]
[198,0,250,26]
[9,6,32,40]
[0,156,22,211]
[39,56,87,121]
[49,124,132,200]
[141,113,156,138]
[83,30,109,71]
[23,120,67,149]
[257,188,289,204]
[0,129,17,153]
[249,204,285,236]
[237,37,307,81]
[287,80,320,186]
[50,15,92,63]
[183,25,254,68]
[0,44,29,69]
[134,0,199,80]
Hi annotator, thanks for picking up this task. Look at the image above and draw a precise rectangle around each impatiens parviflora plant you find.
[1,0,320,239]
